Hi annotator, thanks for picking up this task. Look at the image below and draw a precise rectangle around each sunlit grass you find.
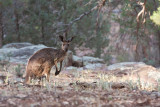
[67,69,160,91]
[95,70,160,91]
[1,61,160,93]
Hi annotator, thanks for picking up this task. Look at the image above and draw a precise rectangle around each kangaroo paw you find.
[55,71,60,76]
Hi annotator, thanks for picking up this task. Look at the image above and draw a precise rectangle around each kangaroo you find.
[25,35,74,84]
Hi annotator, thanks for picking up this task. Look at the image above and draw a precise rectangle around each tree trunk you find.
[14,7,20,42]
[157,30,160,66]
[41,19,45,44]
[135,35,140,61]
[15,13,20,42]
[0,9,3,48]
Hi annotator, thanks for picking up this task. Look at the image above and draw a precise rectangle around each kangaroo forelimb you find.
[55,61,63,76]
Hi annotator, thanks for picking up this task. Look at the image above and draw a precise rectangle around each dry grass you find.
[0,63,160,106]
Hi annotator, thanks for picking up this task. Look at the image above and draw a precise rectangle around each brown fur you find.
[25,36,74,84]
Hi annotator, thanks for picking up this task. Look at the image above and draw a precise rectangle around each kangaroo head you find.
[59,35,74,52]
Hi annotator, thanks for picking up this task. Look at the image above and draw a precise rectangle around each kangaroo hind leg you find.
[42,65,52,82]
[25,70,31,84]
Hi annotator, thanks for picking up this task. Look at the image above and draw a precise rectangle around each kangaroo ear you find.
[68,36,75,42]
[59,35,64,42]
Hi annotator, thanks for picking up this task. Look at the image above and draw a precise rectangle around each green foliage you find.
[142,58,155,66]
[1,0,110,58]
[22,0,54,44]
[103,54,112,65]
[150,7,160,26]
[15,64,23,77]
[113,0,160,64]
[1,0,109,58]
[117,53,129,62]
[0,0,12,7]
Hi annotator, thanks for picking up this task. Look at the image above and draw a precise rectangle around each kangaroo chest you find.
[54,53,66,63]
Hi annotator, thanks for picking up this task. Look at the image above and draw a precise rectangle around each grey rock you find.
[72,55,83,67]
[140,90,151,95]
[0,80,4,85]
[77,67,83,71]
[107,62,146,71]
[72,55,104,67]
[73,55,82,63]
[150,93,157,99]
[2,42,33,49]
[7,99,16,106]
[66,66,83,71]
[84,63,104,70]
[83,56,104,65]
[0,43,105,68]
[106,62,160,89]
[11,44,47,57]
[63,101,69,105]
[151,92,160,98]
[16,94,27,98]
[0,48,16,59]
[15,78,23,83]
[66,66,78,70]
[0,43,47,64]
[30,103,41,107]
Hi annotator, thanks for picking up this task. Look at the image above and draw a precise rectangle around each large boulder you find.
[71,55,105,70]
[84,63,104,70]
[0,43,47,64]
[106,62,160,88]
[11,44,47,57]
[66,66,83,71]
[72,55,105,67]
[0,43,105,69]
[72,55,83,67]
[107,62,146,70]
[82,56,104,65]
[0,43,77,67]
[2,42,33,49]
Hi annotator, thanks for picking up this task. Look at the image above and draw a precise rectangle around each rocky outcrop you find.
[0,43,47,64]
[2,42,33,49]
[72,55,105,68]
[0,43,105,70]
[107,62,146,70]
[83,56,104,65]
[106,62,160,88]
[84,63,104,70]
[1,43,160,89]
[70,55,105,70]
[72,55,83,67]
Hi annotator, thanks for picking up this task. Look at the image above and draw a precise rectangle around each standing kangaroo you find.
[25,35,74,84]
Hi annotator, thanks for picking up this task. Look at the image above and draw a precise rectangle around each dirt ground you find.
[0,63,160,107]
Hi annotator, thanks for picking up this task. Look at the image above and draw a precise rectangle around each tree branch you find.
[55,0,107,35]
[136,0,147,34]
